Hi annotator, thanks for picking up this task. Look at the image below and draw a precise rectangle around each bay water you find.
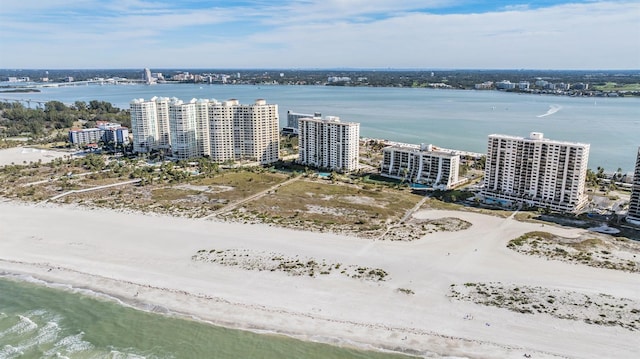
[1,84,638,172]
[1,84,638,356]
[0,276,413,359]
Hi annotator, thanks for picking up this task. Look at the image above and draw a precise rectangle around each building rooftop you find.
[488,132,590,147]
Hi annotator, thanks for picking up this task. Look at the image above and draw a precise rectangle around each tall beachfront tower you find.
[130,98,159,153]
[152,96,171,149]
[194,99,212,157]
[298,116,360,173]
[627,147,640,224]
[208,99,235,162]
[208,99,280,164]
[168,99,199,160]
[244,99,280,164]
[482,132,590,213]
[132,97,279,163]
[381,143,462,190]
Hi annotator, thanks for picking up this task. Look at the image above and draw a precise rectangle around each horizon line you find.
[2,67,639,72]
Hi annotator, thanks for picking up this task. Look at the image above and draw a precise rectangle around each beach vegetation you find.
[507,232,640,273]
[192,248,390,281]
[449,282,640,331]
[397,288,415,295]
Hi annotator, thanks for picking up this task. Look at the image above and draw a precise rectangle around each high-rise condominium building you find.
[208,100,235,162]
[298,115,360,173]
[208,99,280,164]
[195,99,211,157]
[626,147,640,224]
[130,98,279,163]
[130,98,159,153]
[168,99,199,160]
[153,96,171,149]
[381,143,462,190]
[482,132,590,213]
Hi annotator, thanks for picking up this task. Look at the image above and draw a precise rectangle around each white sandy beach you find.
[0,201,638,358]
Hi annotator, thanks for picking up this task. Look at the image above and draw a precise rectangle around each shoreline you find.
[3,81,638,99]
[0,270,420,358]
[1,200,639,358]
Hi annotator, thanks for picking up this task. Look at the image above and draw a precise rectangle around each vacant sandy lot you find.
[0,147,69,166]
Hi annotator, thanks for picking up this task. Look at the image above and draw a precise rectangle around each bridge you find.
[0,78,146,108]
[0,98,56,108]
[37,78,146,87]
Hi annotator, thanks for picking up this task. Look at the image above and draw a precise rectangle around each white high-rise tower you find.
[626,147,640,224]
[482,132,590,213]
[130,98,159,153]
[168,99,198,160]
[298,115,360,173]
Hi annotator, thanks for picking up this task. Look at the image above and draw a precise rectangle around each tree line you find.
[0,100,130,139]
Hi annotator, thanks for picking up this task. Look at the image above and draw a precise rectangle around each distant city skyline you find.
[0,1,638,70]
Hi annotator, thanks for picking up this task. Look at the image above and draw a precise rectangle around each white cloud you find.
[0,1,638,69]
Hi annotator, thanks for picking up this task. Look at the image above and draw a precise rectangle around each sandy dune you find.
[0,201,638,358]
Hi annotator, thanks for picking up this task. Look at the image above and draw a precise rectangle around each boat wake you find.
[537,104,561,118]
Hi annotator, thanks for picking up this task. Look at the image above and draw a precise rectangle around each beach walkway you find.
[202,175,301,220]
[46,179,141,202]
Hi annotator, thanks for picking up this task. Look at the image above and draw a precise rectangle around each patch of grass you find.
[152,188,200,201]
[571,238,604,251]
[593,82,640,91]
[233,179,422,237]
[191,171,288,202]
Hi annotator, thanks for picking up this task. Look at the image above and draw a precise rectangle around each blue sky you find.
[0,0,638,69]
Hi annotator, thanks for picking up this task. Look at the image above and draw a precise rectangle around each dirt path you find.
[202,175,301,220]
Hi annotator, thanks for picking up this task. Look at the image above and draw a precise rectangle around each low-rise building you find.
[496,80,516,90]
[474,81,493,90]
[69,122,129,146]
[69,128,101,145]
[380,143,462,190]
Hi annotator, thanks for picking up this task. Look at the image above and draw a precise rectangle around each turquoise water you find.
[1,84,639,171]
[0,277,413,359]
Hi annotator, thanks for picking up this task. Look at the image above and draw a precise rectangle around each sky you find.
[0,0,638,70]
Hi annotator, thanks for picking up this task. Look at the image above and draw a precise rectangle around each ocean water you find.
[0,277,413,359]
[1,84,639,171]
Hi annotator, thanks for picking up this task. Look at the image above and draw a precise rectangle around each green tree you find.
[73,101,87,111]
[44,100,67,112]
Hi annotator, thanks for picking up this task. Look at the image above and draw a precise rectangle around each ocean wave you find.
[44,332,95,357]
[0,345,23,358]
[9,321,61,354]
[107,349,148,359]
[0,314,38,339]
[536,104,562,118]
